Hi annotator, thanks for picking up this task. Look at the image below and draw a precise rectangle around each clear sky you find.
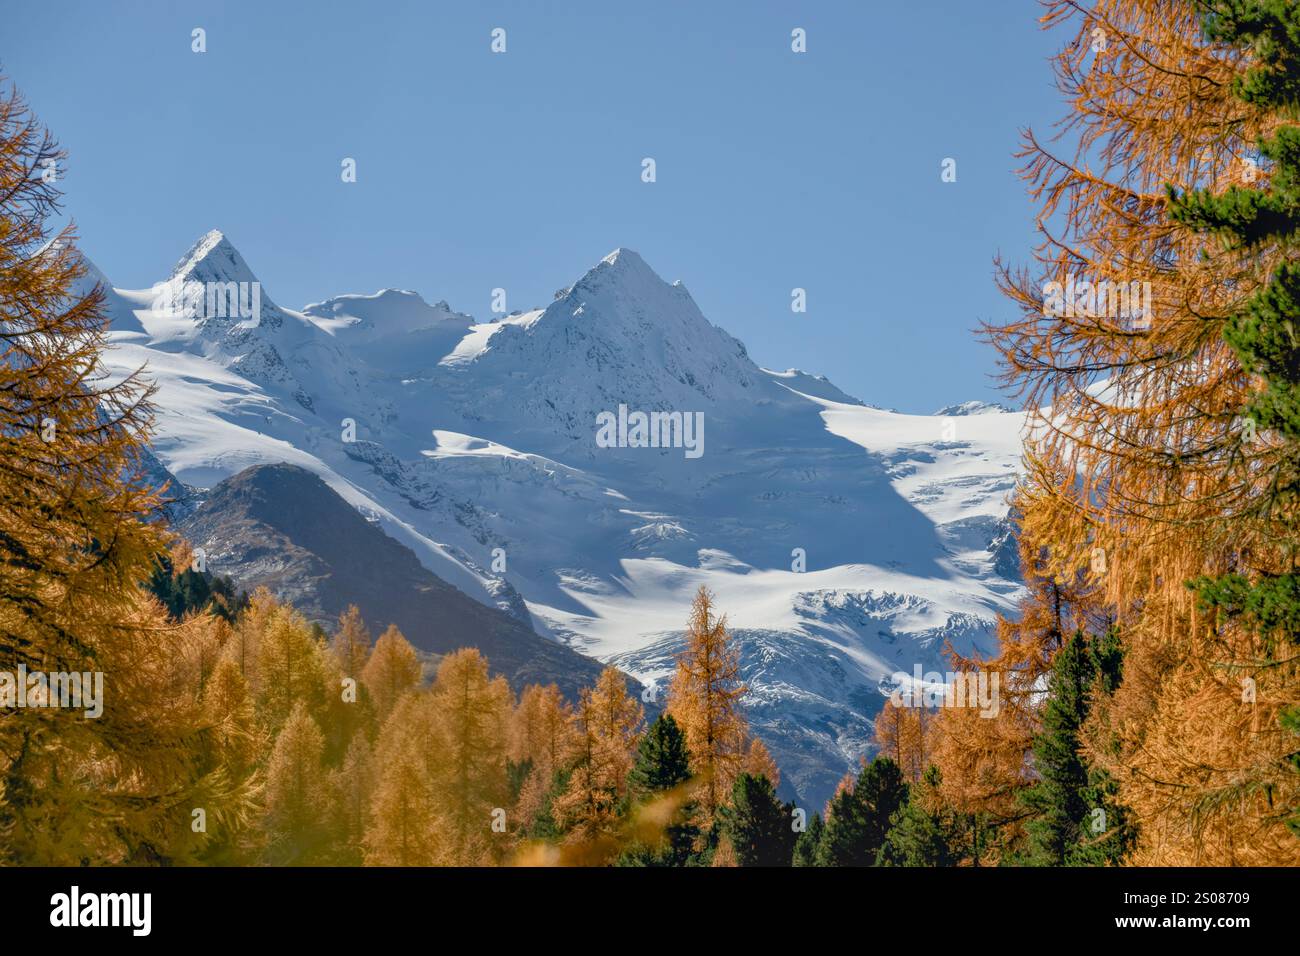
[4,0,1063,413]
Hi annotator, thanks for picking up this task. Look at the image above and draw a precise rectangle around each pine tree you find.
[628,713,692,795]
[1164,0,1300,855]
[723,773,796,867]
[880,766,958,867]
[620,713,700,866]
[818,757,907,866]
[981,0,1300,864]
[666,586,748,824]
[792,812,825,867]
[145,542,243,622]
[1019,631,1094,865]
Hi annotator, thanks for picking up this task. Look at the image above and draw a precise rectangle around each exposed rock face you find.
[177,463,609,700]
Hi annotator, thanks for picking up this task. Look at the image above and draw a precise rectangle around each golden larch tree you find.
[427,648,513,865]
[360,623,421,725]
[553,666,643,852]
[0,77,232,864]
[364,692,441,865]
[666,586,748,822]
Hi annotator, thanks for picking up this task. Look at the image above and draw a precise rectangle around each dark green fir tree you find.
[818,756,906,866]
[618,714,701,866]
[723,773,796,867]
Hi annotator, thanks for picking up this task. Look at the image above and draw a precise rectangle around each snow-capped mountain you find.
[96,231,1027,805]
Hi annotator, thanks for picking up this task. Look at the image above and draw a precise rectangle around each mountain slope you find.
[177,463,608,699]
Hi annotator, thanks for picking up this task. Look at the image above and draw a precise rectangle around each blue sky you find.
[4,0,1062,413]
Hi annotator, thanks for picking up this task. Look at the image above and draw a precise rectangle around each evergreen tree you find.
[792,812,825,867]
[723,772,796,867]
[880,766,957,866]
[628,713,692,795]
[1016,629,1135,865]
[818,756,907,866]
[1168,7,1300,815]
[144,548,242,622]
[1018,631,1093,865]
[620,714,700,866]
[981,0,1300,863]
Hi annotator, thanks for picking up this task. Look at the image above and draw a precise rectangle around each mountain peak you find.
[170,229,259,286]
[575,246,661,290]
[600,247,645,268]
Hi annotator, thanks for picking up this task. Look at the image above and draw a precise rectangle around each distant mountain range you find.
[96,232,1027,806]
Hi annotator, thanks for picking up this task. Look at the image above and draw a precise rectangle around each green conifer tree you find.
[723,772,796,867]
[818,756,906,866]
[880,766,957,866]
[792,811,825,867]
[619,714,700,866]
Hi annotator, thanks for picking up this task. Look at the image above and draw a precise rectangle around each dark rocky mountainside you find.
[177,462,609,699]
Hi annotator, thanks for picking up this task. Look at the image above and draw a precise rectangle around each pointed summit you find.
[163,229,278,332]
[455,246,759,438]
[585,246,656,282]
[600,247,647,269]
[559,246,694,311]
[170,229,261,289]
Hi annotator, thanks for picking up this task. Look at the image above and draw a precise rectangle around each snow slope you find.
[96,232,1028,805]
